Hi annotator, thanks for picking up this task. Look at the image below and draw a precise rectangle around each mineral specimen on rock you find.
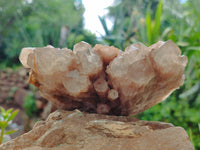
[19,40,187,115]
[0,110,194,150]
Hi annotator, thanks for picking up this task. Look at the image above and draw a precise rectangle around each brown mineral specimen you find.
[106,40,187,115]
[93,44,120,64]
[19,47,35,68]
[19,40,187,115]
[94,77,109,98]
[107,89,119,101]
[0,110,194,150]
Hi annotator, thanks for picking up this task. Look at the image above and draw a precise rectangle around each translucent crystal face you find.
[19,40,187,116]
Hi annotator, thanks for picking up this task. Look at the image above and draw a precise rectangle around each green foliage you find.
[66,30,97,49]
[24,92,37,118]
[0,107,19,144]
[99,0,160,49]
[146,11,152,44]
[146,0,163,44]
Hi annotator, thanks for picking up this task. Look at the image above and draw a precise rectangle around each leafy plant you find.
[23,92,37,118]
[145,0,163,44]
[0,107,19,144]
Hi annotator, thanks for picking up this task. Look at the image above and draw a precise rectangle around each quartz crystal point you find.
[19,40,187,115]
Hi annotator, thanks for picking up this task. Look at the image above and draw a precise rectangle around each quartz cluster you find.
[19,40,187,115]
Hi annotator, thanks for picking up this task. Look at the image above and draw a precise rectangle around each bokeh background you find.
[0,0,199,149]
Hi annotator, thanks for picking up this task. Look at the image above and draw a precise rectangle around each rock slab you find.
[0,110,194,150]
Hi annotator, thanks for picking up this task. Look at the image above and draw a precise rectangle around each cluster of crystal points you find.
[19,40,187,115]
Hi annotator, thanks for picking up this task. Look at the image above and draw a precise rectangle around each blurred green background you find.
[0,0,199,149]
